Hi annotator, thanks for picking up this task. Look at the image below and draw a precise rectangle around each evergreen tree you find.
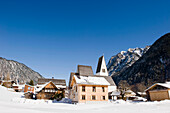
[29,80,34,86]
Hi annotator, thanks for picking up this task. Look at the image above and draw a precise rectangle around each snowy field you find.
[1,86,170,113]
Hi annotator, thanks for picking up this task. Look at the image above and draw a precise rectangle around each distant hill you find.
[111,33,170,92]
[0,57,43,84]
[107,46,150,77]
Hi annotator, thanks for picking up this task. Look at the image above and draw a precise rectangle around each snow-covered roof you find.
[125,90,136,95]
[55,85,66,89]
[35,81,52,93]
[108,86,117,93]
[35,81,65,93]
[12,83,26,89]
[145,82,170,91]
[74,75,110,85]
[111,90,121,96]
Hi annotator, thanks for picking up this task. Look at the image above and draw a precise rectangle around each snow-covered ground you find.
[1,85,170,113]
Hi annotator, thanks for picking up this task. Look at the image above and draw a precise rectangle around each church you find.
[68,56,117,103]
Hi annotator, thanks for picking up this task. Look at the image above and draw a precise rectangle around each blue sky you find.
[0,0,170,83]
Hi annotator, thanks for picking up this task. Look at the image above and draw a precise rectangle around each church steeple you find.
[96,55,108,76]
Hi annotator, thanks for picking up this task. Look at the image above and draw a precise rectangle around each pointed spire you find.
[96,55,108,76]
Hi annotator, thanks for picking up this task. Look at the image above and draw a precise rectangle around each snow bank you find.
[0,85,23,102]
[12,98,53,104]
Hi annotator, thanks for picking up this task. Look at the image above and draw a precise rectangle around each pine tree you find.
[29,80,34,86]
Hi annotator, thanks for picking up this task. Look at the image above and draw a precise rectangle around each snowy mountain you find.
[111,33,170,92]
[107,46,150,77]
[0,57,43,84]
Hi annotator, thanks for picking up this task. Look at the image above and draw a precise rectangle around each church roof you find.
[77,65,94,76]
[96,56,103,73]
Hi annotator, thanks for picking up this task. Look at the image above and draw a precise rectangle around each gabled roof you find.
[77,65,93,76]
[38,78,66,86]
[145,82,170,92]
[71,74,116,86]
[68,72,78,88]
[36,81,57,93]
[111,90,121,96]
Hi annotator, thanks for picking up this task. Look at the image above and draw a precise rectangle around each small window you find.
[82,86,85,92]
[102,69,105,72]
[82,95,86,100]
[102,96,105,100]
[92,87,96,92]
[92,95,96,100]
[102,87,105,92]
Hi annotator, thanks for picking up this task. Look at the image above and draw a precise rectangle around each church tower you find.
[96,55,108,76]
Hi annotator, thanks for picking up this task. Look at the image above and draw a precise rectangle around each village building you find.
[145,82,170,101]
[1,73,14,88]
[33,78,66,100]
[12,83,25,92]
[23,84,35,99]
[110,90,121,100]
[24,84,35,93]
[68,56,117,103]
[0,80,2,85]
[35,81,59,99]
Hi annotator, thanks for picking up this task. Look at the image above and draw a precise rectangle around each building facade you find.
[145,82,170,101]
[35,78,66,100]
[69,56,117,103]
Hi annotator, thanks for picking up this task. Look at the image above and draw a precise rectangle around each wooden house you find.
[35,81,59,100]
[35,78,66,100]
[24,92,34,99]
[0,80,2,85]
[145,82,170,101]
[1,73,14,88]
[2,81,13,88]
[68,56,117,103]
[24,84,35,93]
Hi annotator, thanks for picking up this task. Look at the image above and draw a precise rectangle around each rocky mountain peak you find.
[0,57,43,84]
[107,46,150,77]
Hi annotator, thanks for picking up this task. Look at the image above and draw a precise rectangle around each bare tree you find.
[118,80,130,99]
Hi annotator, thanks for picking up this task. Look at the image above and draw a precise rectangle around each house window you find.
[82,86,85,92]
[92,95,96,100]
[82,95,86,100]
[92,87,96,92]
[102,87,105,92]
[102,69,105,72]
[102,96,105,100]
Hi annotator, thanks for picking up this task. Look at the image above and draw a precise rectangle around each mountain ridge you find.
[111,33,170,92]
[107,46,150,77]
[0,57,43,84]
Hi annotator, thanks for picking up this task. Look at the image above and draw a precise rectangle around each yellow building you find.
[69,56,117,103]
